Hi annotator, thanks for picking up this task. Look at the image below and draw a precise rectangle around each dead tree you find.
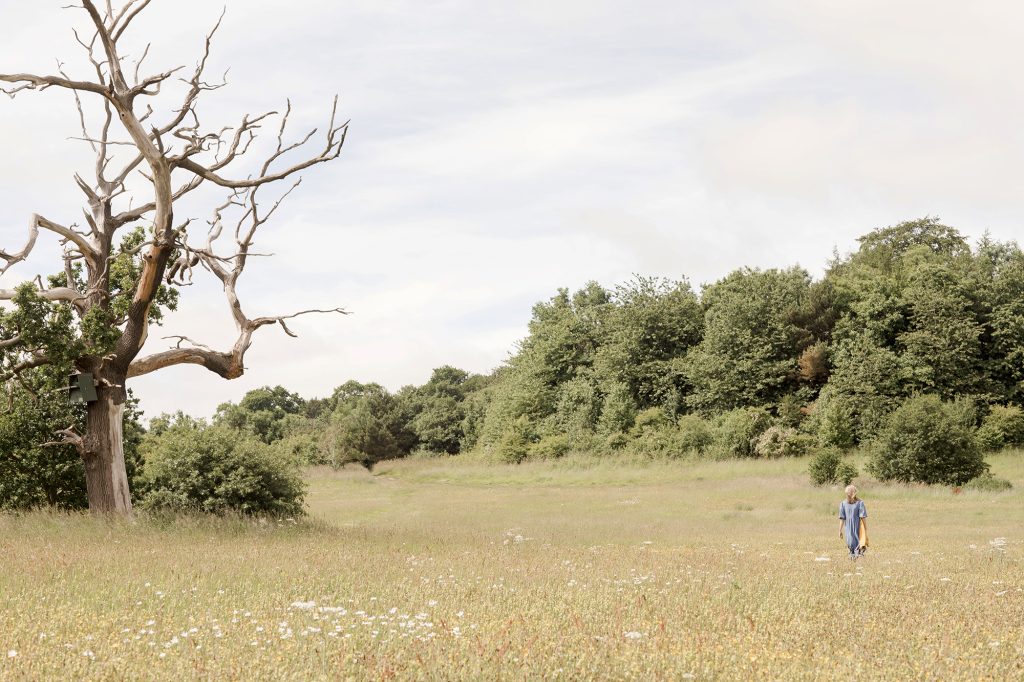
[0,1,348,514]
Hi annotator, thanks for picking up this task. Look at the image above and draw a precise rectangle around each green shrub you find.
[676,414,715,455]
[753,426,813,458]
[568,431,604,454]
[270,428,327,466]
[712,408,771,458]
[811,396,856,450]
[975,424,1004,452]
[835,461,859,486]
[776,393,805,428]
[627,428,687,460]
[138,423,306,516]
[808,448,841,485]
[632,407,670,432]
[604,432,629,451]
[808,449,859,486]
[962,472,1013,492]
[528,434,571,459]
[867,394,987,486]
[976,405,1024,451]
[597,382,637,434]
[493,415,534,464]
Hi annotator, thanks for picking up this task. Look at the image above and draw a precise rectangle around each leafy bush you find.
[598,382,637,434]
[962,472,1013,492]
[676,414,715,455]
[628,428,686,460]
[528,434,571,459]
[808,449,859,485]
[269,428,326,466]
[753,426,813,458]
[975,424,1004,453]
[493,415,534,464]
[835,461,859,486]
[604,432,629,451]
[867,394,987,486]
[808,449,841,486]
[976,405,1024,451]
[710,408,771,459]
[138,421,306,516]
[214,386,305,444]
[632,407,670,432]
[624,408,689,459]
[811,386,897,450]
[776,393,805,428]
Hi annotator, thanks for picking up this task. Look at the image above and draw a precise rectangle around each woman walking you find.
[839,484,868,559]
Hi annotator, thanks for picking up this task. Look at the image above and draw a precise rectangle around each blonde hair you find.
[844,484,859,500]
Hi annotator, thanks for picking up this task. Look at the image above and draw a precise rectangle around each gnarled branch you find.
[0,72,109,97]
[0,287,87,304]
[128,307,348,379]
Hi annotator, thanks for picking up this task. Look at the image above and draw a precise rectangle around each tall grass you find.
[1,451,1021,680]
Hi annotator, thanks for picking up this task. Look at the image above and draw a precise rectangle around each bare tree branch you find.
[0,287,87,304]
[42,425,85,453]
[0,220,39,277]
[34,214,99,258]
[128,307,348,379]
[79,1,129,92]
[0,355,51,384]
[111,0,154,41]
[174,100,348,189]
[0,72,109,97]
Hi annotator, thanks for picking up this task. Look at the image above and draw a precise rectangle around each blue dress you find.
[838,500,867,555]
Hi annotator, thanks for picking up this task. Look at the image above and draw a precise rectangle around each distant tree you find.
[464,217,1024,458]
[971,237,1024,402]
[593,276,702,414]
[897,260,985,397]
[407,366,473,454]
[814,334,910,446]
[787,279,841,351]
[850,217,971,273]
[684,267,811,412]
[324,382,416,469]
[215,386,305,444]
[479,283,610,447]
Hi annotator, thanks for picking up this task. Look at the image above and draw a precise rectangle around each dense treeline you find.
[3,218,1023,512]
[466,219,1023,466]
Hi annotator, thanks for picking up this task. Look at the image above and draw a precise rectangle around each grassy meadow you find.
[1,451,1022,681]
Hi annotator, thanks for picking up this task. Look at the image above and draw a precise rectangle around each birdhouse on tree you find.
[68,372,98,404]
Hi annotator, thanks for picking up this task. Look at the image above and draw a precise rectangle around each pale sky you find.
[1,1,1022,420]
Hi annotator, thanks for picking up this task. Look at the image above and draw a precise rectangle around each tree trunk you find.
[82,382,133,514]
